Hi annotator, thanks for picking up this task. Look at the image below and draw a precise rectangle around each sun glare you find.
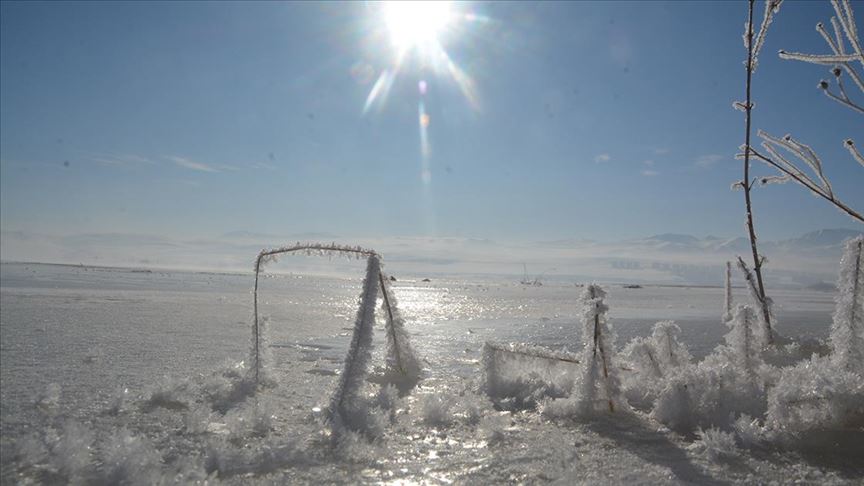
[383,1,453,52]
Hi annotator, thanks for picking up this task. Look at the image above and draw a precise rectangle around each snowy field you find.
[1,260,861,484]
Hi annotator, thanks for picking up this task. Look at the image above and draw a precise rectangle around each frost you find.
[482,341,577,410]
[688,427,739,462]
[765,354,864,438]
[328,255,381,443]
[723,261,733,323]
[725,305,764,382]
[736,257,774,346]
[102,429,163,486]
[575,285,626,415]
[418,394,454,428]
[379,269,422,387]
[830,235,864,370]
[620,321,692,409]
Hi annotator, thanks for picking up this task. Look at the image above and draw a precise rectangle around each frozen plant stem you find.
[589,285,614,413]
[741,0,772,341]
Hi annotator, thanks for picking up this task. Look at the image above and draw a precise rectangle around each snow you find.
[1,261,862,484]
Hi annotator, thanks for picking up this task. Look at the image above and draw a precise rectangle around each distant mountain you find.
[646,233,701,245]
[779,229,863,250]
[542,229,862,254]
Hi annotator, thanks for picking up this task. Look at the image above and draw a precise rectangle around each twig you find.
[749,147,864,222]
[740,0,773,340]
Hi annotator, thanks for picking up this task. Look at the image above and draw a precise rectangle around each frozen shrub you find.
[830,235,864,371]
[652,321,692,369]
[575,285,627,415]
[688,427,739,462]
[651,352,766,433]
[725,305,765,382]
[102,429,163,486]
[764,354,864,438]
[621,321,692,409]
[418,394,454,428]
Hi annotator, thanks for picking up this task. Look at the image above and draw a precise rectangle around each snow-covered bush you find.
[481,342,578,410]
[765,354,864,438]
[761,237,864,439]
[651,306,769,433]
[620,321,691,408]
[830,235,864,371]
[574,285,627,414]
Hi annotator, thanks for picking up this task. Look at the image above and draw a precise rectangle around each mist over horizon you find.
[3,227,859,287]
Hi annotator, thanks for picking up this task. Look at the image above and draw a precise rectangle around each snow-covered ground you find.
[1,260,861,484]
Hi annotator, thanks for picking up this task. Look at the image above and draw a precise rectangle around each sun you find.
[383,1,453,53]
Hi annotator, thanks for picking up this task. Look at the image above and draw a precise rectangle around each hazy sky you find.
[2,1,862,249]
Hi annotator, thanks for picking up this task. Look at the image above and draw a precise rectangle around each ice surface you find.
[1,262,862,483]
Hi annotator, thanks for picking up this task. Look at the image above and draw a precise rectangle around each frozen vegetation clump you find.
[379,269,423,388]
[620,321,691,409]
[574,285,626,415]
[650,305,769,433]
[760,237,864,441]
[481,342,577,410]
[688,427,739,462]
[830,235,864,371]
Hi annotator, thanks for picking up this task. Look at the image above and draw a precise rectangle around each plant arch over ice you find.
[250,243,421,392]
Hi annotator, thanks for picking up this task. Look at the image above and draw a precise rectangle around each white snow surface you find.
[1,261,862,484]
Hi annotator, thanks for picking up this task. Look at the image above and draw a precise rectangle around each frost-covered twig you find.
[578,285,624,413]
[485,342,581,364]
[724,261,734,323]
[748,143,864,223]
[779,0,864,113]
[737,0,773,343]
[251,243,379,385]
[378,271,422,382]
[736,256,774,346]
[328,254,380,444]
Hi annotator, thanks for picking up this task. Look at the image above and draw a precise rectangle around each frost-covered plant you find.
[688,427,740,462]
[251,242,379,385]
[620,321,692,408]
[736,257,774,346]
[650,309,770,433]
[830,235,864,370]
[725,305,768,382]
[576,285,626,414]
[733,0,782,352]
[651,353,767,433]
[378,270,422,386]
[481,342,577,409]
[764,354,864,439]
[327,255,381,444]
[724,261,734,323]
[742,0,864,223]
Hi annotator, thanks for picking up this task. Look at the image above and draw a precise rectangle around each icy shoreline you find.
[1,261,861,484]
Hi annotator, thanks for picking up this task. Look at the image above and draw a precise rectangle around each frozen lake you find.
[1,261,860,484]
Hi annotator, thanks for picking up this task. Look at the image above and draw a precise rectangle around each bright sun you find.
[383,1,453,52]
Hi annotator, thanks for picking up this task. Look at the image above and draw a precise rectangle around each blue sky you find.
[1,1,862,259]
